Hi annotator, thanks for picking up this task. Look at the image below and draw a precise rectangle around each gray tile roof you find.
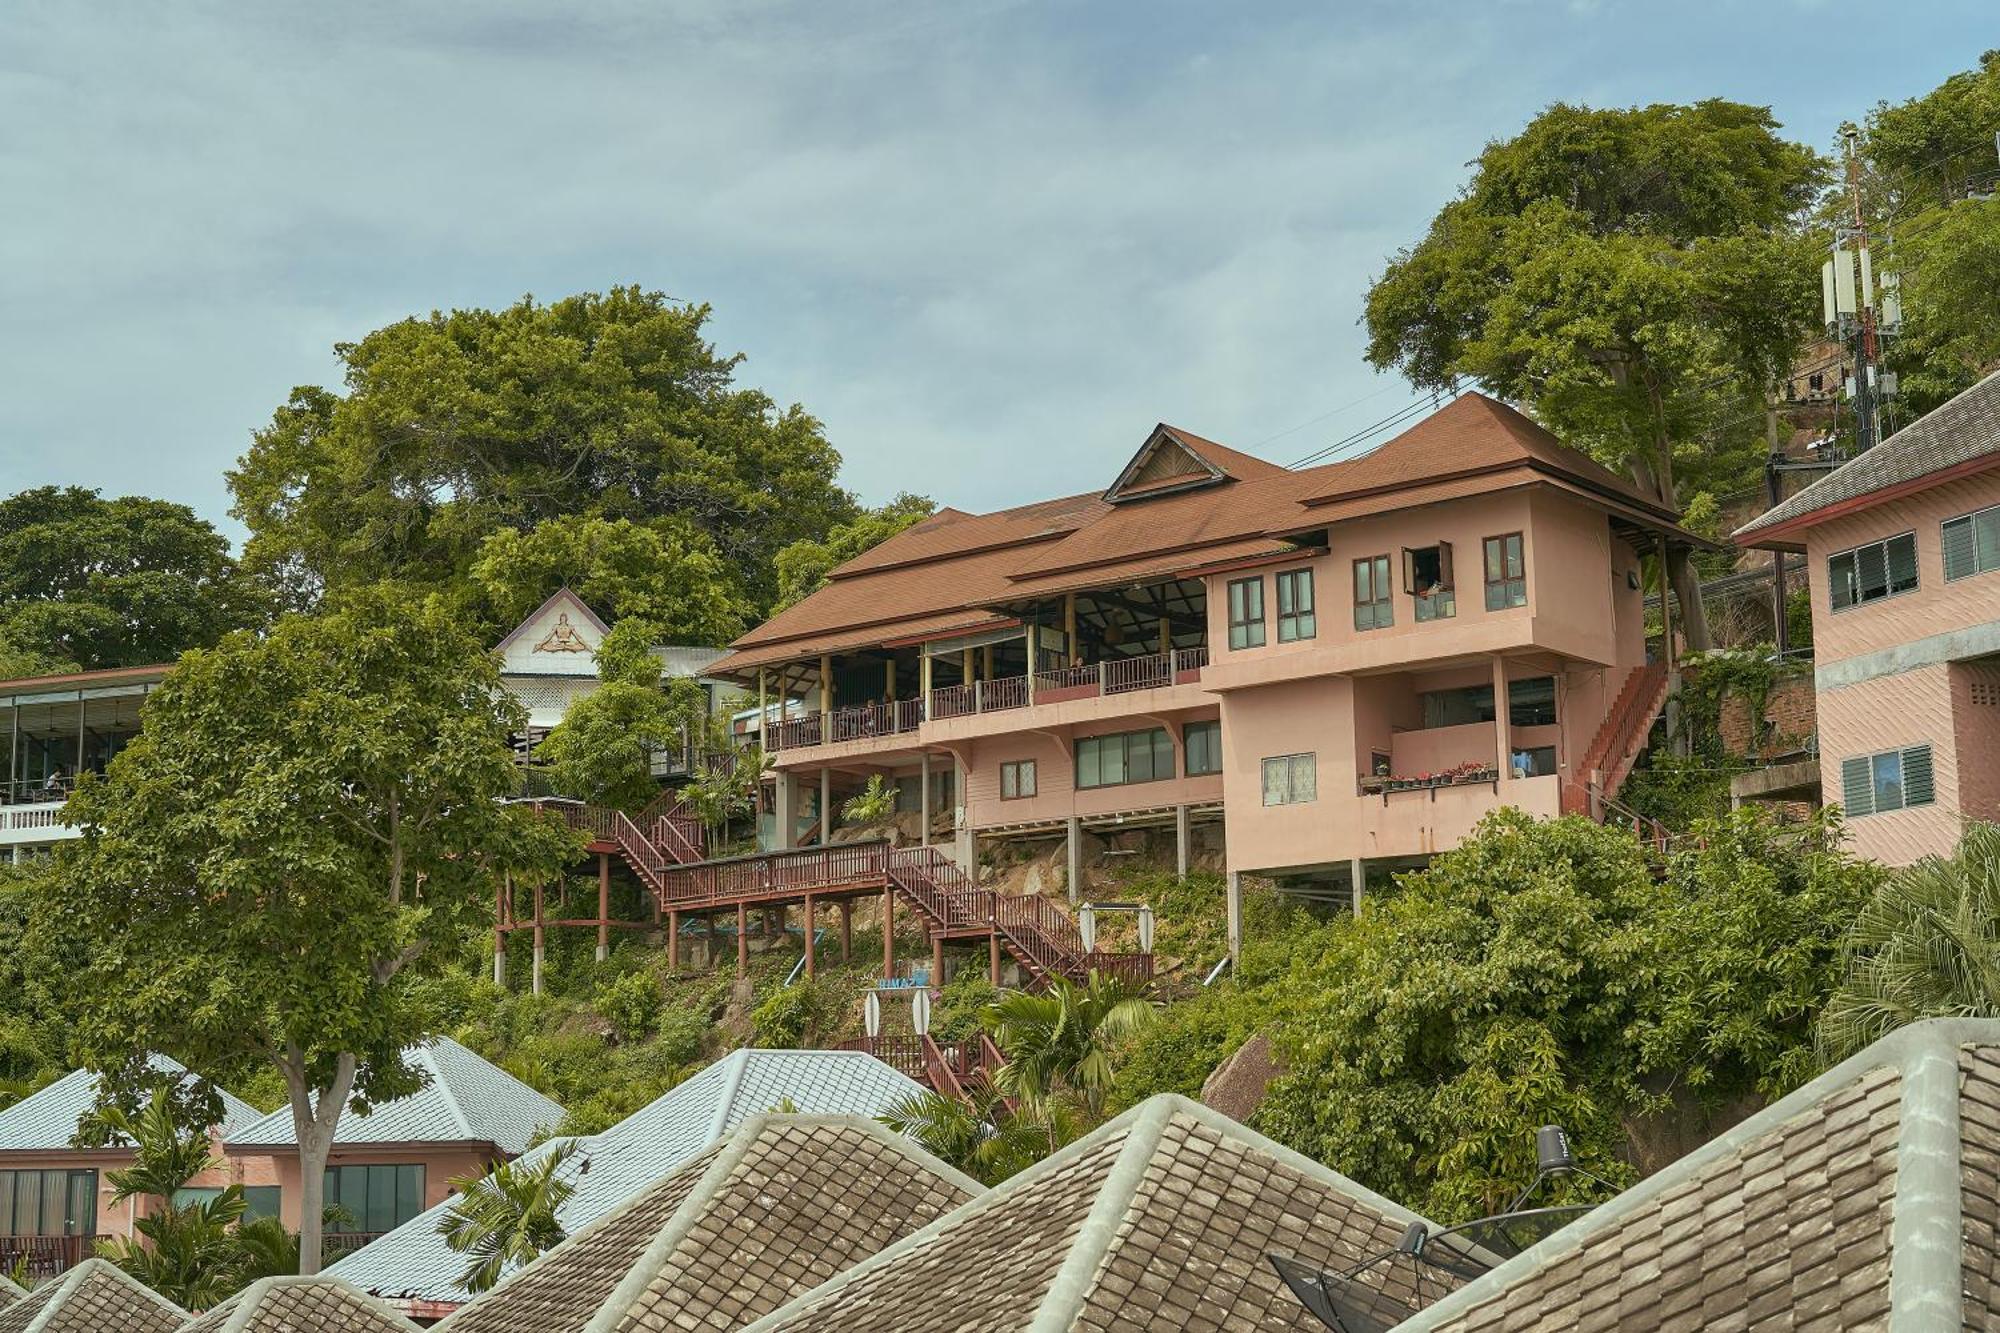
[327,1049,930,1309]
[741,1094,1441,1333]
[225,1037,561,1153]
[436,1115,979,1333]
[1397,1017,2000,1332]
[177,1277,421,1333]
[1737,368,2000,539]
[0,1058,261,1153]
[0,1259,186,1333]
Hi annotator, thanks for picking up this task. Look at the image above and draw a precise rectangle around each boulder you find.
[1200,1031,1285,1123]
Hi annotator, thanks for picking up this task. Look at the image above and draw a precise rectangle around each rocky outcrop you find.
[1200,1031,1284,1123]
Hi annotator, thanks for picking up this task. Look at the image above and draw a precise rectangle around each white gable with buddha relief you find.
[495,588,611,678]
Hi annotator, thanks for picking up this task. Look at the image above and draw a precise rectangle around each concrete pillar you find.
[819,653,834,736]
[882,883,895,981]
[803,894,816,978]
[1066,816,1083,904]
[667,910,679,970]
[1493,655,1512,778]
[1350,857,1366,914]
[493,932,506,988]
[531,881,545,997]
[1226,871,1243,967]
[839,901,853,961]
[920,753,932,847]
[595,852,611,962]
[775,770,798,850]
[1174,805,1191,879]
[736,902,749,973]
[989,931,1001,986]
[820,767,832,844]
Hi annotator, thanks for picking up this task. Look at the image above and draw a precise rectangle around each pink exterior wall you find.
[956,709,1224,831]
[228,1145,494,1231]
[1954,662,2000,825]
[1814,665,1962,865]
[2,1135,247,1242]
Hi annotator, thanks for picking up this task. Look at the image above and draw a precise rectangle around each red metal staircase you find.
[1563,662,1671,817]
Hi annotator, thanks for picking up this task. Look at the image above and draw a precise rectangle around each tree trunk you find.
[285,1049,357,1276]
[1666,546,1712,653]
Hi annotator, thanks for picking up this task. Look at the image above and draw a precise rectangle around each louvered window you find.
[1942,504,2000,581]
[1827,532,1918,610]
[1840,744,1935,816]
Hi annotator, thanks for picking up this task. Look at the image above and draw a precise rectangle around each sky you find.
[1,1,1989,541]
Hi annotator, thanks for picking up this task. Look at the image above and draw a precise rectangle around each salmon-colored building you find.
[1737,369,2000,865]
[711,394,1698,957]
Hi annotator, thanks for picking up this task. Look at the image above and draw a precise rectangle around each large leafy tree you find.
[1817,822,2000,1064]
[36,587,573,1273]
[0,486,261,672]
[1254,809,1875,1220]
[228,288,858,617]
[470,516,747,646]
[772,492,936,612]
[1364,101,1828,649]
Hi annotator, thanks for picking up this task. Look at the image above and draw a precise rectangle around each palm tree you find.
[437,1141,582,1295]
[985,970,1157,1117]
[1817,822,2000,1063]
[880,1086,1083,1186]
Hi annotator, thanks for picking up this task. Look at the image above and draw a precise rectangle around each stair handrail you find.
[610,809,669,891]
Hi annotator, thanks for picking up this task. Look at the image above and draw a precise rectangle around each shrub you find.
[593,971,662,1044]
[751,977,844,1048]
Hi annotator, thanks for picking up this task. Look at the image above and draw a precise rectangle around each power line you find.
[1242,381,1405,450]
[1287,399,1435,469]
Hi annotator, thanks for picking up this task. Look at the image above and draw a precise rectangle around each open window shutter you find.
[1402,548,1416,595]
[1944,517,1977,580]
[1840,756,1874,816]
[1437,541,1455,589]
[1901,745,1935,807]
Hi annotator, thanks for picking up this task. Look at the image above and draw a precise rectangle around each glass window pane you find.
[341,1166,369,1230]
[1100,741,1125,786]
[366,1165,396,1233]
[1154,729,1174,778]
[1078,739,1100,789]
[1126,734,1152,784]
[1508,677,1557,727]
[1857,543,1888,600]
[243,1186,282,1222]
[1977,507,2000,572]
[396,1166,423,1229]
[1354,561,1371,602]
[0,1174,14,1237]
[1887,533,1918,593]
[40,1172,66,1237]
[1944,516,1977,580]
[1872,751,1904,813]
[1506,535,1524,578]
[1261,757,1287,805]
[1291,754,1316,802]
[1828,552,1856,609]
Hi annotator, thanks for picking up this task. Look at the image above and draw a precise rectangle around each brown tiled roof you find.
[1401,1017,2000,1333]
[0,1259,186,1333]
[743,1096,1440,1333]
[178,1277,420,1332]
[0,1277,20,1309]
[714,394,1685,673]
[1736,368,2000,541]
[437,1116,979,1333]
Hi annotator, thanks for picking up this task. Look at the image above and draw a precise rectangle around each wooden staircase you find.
[1563,662,1670,817]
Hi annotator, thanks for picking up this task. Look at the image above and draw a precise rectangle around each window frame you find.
[1260,752,1318,806]
[1839,743,1935,817]
[1275,568,1317,642]
[999,759,1037,801]
[1184,720,1222,776]
[1827,530,1920,611]
[1352,555,1394,631]
[323,1163,426,1235]
[1403,542,1457,622]
[1483,533,1527,611]
[1227,577,1267,650]
[1075,728,1176,791]
[1943,504,2000,582]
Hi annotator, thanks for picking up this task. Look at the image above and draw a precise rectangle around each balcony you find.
[765,647,1210,753]
[0,798,76,847]
[0,1234,104,1282]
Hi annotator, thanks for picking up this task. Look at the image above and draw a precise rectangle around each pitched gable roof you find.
[328,1050,930,1310]
[0,1259,185,1333]
[225,1038,560,1153]
[0,1277,21,1309]
[1397,1017,2000,1332]
[178,1277,420,1333]
[495,587,614,656]
[0,1059,261,1154]
[436,1116,980,1333]
[1736,368,2000,543]
[742,1094,1441,1333]
[1103,424,1287,503]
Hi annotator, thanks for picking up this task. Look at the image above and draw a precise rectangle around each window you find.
[1828,532,1918,610]
[1261,753,1317,806]
[1275,569,1316,642]
[1943,504,2000,581]
[1840,745,1935,817]
[1507,745,1558,778]
[1403,543,1456,621]
[0,1169,95,1237]
[1184,721,1222,776]
[1227,578,1266,649]
[1419,677,1557,730]
[999,759,1037,800]
[1076,728,1175,790]
[243,1186,282,1222]
[324,1164,426,1235]
[1484,534,1526,610]
[1353,556,1393,630]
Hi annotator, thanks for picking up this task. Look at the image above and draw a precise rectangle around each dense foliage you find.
[534,619,712,811]
[772,492,936,611]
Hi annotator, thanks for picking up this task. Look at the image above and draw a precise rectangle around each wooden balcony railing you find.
[0,1234,103,1281]
[976,676,1028,712]
[928,683,975,720]
[658,841,893,907]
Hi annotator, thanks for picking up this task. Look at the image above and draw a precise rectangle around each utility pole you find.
[1840,124,1882,452]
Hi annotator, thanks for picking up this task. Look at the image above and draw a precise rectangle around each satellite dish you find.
[912,989,932,1036]
[864,991,882,1038]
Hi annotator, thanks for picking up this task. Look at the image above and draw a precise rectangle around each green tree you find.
[0,486,262,672]
[879,1084,1082,1187]
[535,619,710,811]
[1364,101,1828,649]
[986,972,1157,1118]
[228,288,857,614]
[1256,809,1872,1220]
[1817,822,2000,1064]
[437,1140,581,1295]
[773,493,936,611]
[37,587,574,1273]
[1865,51,2000,212]
[470,517,747,645]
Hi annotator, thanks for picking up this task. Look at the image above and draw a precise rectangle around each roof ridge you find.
[1028,1097,1176,1333]
[709,1048,753,1142]
[417,1040,477,1143]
